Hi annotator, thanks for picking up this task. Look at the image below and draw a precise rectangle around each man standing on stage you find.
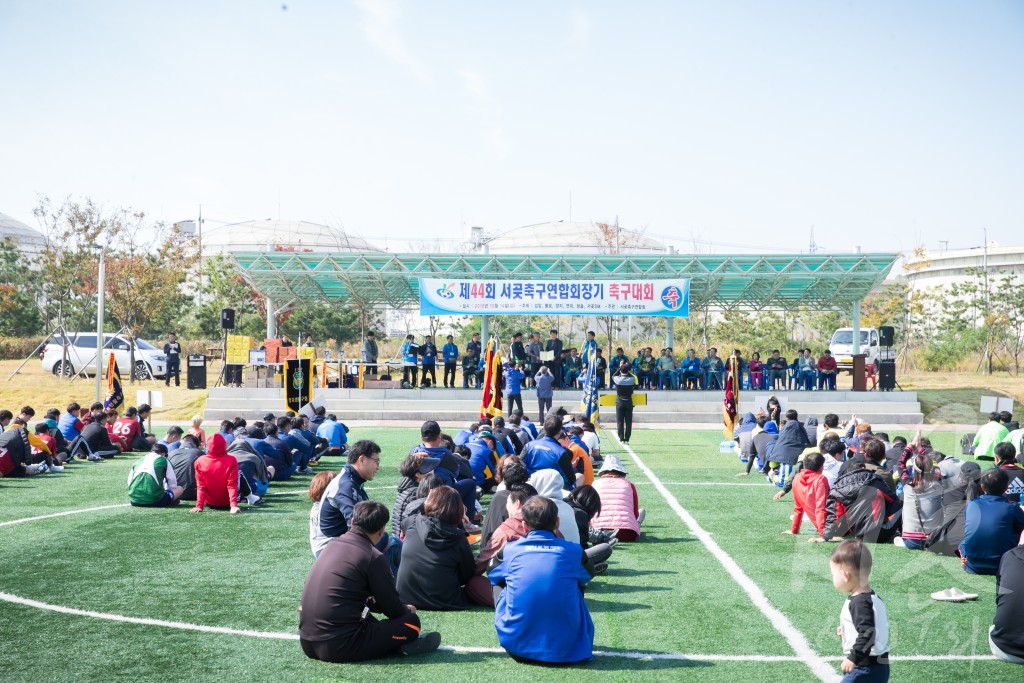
[363,331,379,377]
[527,332,543,388]
[545,330,563,388]
[442,334,459,387]
[163,333,182,387]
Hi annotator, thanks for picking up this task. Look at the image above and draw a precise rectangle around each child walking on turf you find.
[829,540,889,682]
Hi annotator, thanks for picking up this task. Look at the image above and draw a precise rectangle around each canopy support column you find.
[666,318,674,351]
[266,296,277,339]
[852,300,861,356]
[481,315,490,353]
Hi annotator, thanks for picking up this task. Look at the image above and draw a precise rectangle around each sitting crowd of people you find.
[300,411,644,665]
[734,406,1024,666]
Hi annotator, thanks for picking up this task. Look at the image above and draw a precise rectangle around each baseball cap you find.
[420,420,441,439]
[416,456,441,474]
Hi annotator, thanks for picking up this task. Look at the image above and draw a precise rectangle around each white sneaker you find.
[893,537,906,548]
[637,508,646,526]
[50,465,65,473]
[87,454,102,462]
[246,494,263,506]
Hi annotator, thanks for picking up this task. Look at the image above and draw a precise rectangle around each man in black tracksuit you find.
[817,458,902,544]
[611,364,638,444]
[299,501,439,662]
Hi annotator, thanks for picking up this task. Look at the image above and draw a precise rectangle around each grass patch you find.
[0,427,1019,682]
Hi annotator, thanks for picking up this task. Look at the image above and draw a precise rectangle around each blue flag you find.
[579,339,600,432]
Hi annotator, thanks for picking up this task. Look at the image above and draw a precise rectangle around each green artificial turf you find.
[0,427,1019,682]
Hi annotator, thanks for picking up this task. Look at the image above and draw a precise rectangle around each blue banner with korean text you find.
[419,278,689,317]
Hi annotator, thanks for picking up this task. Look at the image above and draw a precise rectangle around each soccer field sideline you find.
[0,428,1014,682]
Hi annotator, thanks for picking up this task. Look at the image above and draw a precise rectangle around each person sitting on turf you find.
[764,410,812,488]
[466,430,500,493]
[841,416,873,455]
[490,496,595,664]
[784,452,830,537]
[225,428,272,504]
[894,454,944,550]
[479,458,528,547]
[80,411,121,460]
[113,407,154,452]
[562,428,594,487]
[411,421,479,518]
[476,483,540,578]
[103,409,128,452]
[507,412,533,448]
[277,416,312,475]
[813,440,901,545]
[79,402,104,427]
[192,434,241,514]
[319,440,402,571]
[925,462,982,557]
[127,444,184,507]
[960,468,1024,575]
[57,402,84,443]
[734,412,758,467]
[567,484,614,576]
[392,453,442,540]
[491,416,523,456]
[168,434,202,501]
[30,422,65,470]
[299,500,440,662]
[739,417,777,476]
[309,471,338,558]
[156,426,184,453]
[0,420,48,477]
[397,486,493,609]
[989,544,1024,665]
[528,468,580,544]
[774,435,846,502]
[315,413,349,457]
[520,416,577,487]
[295,415,328,464]
[590,455,644,542]
[973,411,1010,460]
[261,422,296,480]
[993,442,1024,503]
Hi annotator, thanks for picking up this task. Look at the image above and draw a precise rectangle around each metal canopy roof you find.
[231,252,899,312]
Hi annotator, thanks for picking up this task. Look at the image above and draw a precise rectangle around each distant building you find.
[0,212,46,256]
[198,219,384,258]
[903,243,1024,292]
[474,220,668,255]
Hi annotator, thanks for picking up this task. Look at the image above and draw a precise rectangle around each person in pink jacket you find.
[590,456,644,541]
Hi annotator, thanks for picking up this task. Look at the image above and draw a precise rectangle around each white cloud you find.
[459,68,512,160]
[353,0,430,84]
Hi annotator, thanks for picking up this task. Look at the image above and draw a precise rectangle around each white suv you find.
[41,333,168,379]
[828,327,895,372]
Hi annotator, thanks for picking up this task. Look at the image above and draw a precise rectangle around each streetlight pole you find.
[95,247,106,403]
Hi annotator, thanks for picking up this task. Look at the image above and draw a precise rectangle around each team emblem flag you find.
[723,353,740,439]
[103,352,124,411]
[480,338,504,419]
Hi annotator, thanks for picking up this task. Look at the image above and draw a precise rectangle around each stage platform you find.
[204,387,924,427]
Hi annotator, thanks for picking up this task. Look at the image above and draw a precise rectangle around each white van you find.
[41,333,168,379]
[828,327,894,372]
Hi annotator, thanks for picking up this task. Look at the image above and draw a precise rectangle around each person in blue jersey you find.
[315,413,349,458]
[505,359,526,416]
[442,334,459,388]
[520,416,576,488]
[401,334,420,387]
[466,431,500,493]
[490,496,594,664]
[420,335,437,388]
[410,421,479,518]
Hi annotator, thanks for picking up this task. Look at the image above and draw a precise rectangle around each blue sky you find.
[1,0,1021,254]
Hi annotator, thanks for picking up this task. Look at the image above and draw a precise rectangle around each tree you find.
[0,240,44,336]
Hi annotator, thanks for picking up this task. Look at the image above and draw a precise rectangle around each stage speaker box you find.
[221,308,235,330]
[186,354,207,390]
[224,364,243,386]
[879,325,895,347]
[878,360,896,391]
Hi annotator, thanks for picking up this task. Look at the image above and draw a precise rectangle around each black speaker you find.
[879,325,895,347]
[221,308,235,330]
[878,360,896,391]
[224,364,243,385]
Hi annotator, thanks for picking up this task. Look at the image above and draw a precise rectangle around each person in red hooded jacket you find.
[786,452,830,536]
[191,434,240,514]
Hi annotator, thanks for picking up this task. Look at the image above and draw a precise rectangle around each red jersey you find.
[112,417,142,447]
[32,433,57,457]
[105,423,127,451]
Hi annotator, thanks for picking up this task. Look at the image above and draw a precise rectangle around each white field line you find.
[0,504,130,527]
[0,593,996,663]
[633,481,765,487]
[615,436,841,683]
[0,497,998,665]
